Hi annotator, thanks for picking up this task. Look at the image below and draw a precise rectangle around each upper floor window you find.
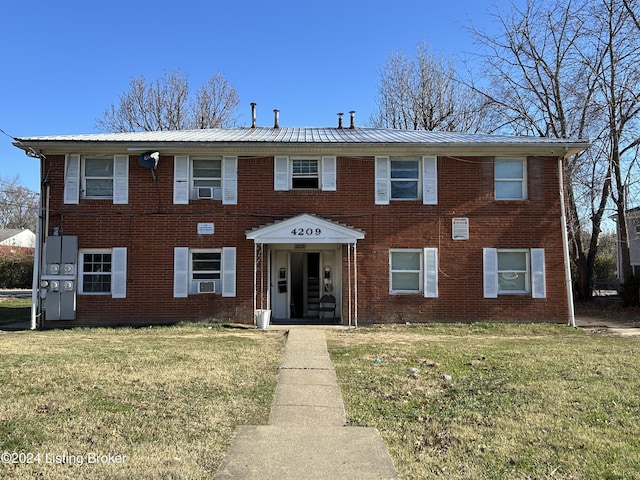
[63,154,129,204]
[173,155,237,205]
[495,158,527,200]
[83,157,114,198]
[291,158,319,189]
[390,158,420,200]
[274,156,336,191]
[192,156,222,199]
[375,156,437,205]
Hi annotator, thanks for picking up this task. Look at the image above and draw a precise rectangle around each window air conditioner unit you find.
[197,281,216,293]
[197,187,214,199]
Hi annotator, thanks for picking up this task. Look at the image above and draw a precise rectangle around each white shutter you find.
[274,156,289,191]
[221,247,236,297]
[173,247,189,298]
[483,248,498,298]
[375,156,390,205]
[424,247,438,298]
[422,156,438,205]
[173,156,190,204]
[64,154,80,204]
[111,247,127,298]
[222,156,238,205]
[531,248,546,298]
[321,156,337,191]
[113,155,129,204]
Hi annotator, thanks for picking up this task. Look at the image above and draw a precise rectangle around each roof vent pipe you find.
[337,112,344,129]
[273,109,280,129]
[251,102,257,128]
[349,110,356,129]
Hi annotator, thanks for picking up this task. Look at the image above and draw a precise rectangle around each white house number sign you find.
[291,227,322,236]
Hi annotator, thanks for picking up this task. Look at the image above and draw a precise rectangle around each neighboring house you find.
[14,113,589,328]
[0,229,36,248]
[614,206,640,281]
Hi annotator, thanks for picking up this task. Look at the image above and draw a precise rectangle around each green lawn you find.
[0,324,285,479]
[328,323,640,480]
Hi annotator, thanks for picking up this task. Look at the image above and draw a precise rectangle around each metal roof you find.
[15,126,588,145]
[14,127,590,158]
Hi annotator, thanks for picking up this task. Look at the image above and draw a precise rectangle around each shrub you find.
[0,246,34,288]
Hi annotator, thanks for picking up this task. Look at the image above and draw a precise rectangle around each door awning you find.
[246,214,365,244]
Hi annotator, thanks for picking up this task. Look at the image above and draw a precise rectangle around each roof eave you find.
[14,139,590,159]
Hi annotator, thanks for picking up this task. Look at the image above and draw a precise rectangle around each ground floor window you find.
[79,249,112,294]
[484,247,545,298]
[390,249,422,293]
[174,246,236,297]
[497,249,530,293]
[389,248,438,297]
[191,250,221,293]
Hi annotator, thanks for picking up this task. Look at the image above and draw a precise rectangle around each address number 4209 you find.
[291,228,322,236]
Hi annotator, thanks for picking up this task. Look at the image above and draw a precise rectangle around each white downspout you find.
[30,187,43,330]
[558,155,576,327]
[30,161,48,330]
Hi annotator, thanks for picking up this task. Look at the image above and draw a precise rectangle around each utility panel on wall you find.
[452,218,469,240]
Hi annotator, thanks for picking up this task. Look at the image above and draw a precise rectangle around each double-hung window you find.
[291,158,319,189]
[495,158,527,200]
[192,157,222,199]
[375,156,437,205]
[483,248,545,298]
[173,247,236,297]
[83,157,114,198]
[274,156,337,191]
[173,155,237,205]
[63,154,129,204]
[389,248,438,297]
[390,158,420,200]
[78,248,127,297]
[191,250,221,294]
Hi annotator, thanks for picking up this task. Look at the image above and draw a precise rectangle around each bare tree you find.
[595,0,640,303]
[0,177,39,231]
[97,71,240,132]
[468,0,640,302]
[191,72,241,129]
[370,44,489,132]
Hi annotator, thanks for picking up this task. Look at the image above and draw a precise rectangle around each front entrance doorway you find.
[271,247,339,323]
[290,252,320,318]
[245,213,365,326]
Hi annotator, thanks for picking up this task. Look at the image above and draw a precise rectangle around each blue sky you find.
[0,0,505,191]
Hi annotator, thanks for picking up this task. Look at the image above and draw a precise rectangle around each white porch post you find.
[253,242,257,325]
[347,243,352,328]
[354,242,358,329]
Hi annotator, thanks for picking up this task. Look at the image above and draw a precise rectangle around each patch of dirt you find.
[575,300,640,336]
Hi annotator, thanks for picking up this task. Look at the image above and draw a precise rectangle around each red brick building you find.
[15,122,589,328]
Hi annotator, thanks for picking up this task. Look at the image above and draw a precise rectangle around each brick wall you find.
[41,153,568,326]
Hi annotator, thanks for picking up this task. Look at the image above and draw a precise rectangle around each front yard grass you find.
[0,324,285,479]
[328,323,640,480]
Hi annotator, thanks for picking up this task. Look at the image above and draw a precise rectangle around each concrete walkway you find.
[214,328,399,480]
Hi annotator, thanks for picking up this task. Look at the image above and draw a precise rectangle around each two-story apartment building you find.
[14,117,589,328]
